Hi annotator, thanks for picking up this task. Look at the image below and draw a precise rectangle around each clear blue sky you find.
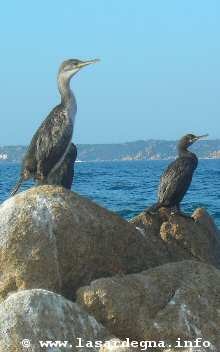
[0,0,220,145]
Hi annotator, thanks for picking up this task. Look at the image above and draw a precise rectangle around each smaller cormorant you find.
[149,133,208,215]
[11,58,99,196]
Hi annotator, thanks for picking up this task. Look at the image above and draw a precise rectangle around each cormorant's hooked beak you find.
[194,134,209,141]
[77,59,100,69]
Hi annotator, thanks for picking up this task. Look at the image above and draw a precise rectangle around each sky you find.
[0,0,220,145]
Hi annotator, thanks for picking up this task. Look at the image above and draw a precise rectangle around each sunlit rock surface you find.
[0,184,219,351]
[77,260,220,351]
[131,207,220,268]
[0,186,156,301]
[0,289,113,352]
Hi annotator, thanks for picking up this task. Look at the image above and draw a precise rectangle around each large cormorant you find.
[149,134,208,215]
[11,58,99,196]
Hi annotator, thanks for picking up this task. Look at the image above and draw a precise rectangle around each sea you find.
[0,160,220,227]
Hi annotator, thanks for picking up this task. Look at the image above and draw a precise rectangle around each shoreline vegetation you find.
[1,139,220,162]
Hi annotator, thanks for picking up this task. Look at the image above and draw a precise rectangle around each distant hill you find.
[1,139,220,162]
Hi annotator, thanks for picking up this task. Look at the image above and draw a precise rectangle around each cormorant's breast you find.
[158,153,198,206]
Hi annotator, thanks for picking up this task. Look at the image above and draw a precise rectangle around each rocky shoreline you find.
[0,185,220,351]
[1,139,220,162]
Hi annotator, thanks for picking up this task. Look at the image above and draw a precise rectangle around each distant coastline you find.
[1,139,220,162]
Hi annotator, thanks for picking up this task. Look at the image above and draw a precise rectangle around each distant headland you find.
[1,139,220,162]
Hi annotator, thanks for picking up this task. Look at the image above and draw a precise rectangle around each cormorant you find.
[11,58,99,196]
[149,133,208,215]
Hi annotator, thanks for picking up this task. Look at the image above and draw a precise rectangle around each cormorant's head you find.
[58,58,99,81]
[178,133,208,150]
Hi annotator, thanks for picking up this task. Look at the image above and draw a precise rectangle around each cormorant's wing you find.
[45,143,77,189]
[158,157,197,206]
[33,105,73,178]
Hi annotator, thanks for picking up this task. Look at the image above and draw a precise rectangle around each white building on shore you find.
[0,153,8,160]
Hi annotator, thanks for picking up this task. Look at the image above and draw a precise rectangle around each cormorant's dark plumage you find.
[40,143,77,189]
[25,104,74,180]
[11,58,99,196]
[151,133,208,214]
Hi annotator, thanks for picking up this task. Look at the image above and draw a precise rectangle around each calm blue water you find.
[0,160,220,226]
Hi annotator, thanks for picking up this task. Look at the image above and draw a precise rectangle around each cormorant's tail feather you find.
[10,177,23,197]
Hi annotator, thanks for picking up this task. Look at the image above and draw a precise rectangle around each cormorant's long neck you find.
[57,75,76,110]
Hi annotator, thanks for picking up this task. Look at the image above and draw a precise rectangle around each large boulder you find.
[0,289,138,352]
[77,260,220,351]
[0,186,157,301]
[0,289,111,352]
[131,207,220,268]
